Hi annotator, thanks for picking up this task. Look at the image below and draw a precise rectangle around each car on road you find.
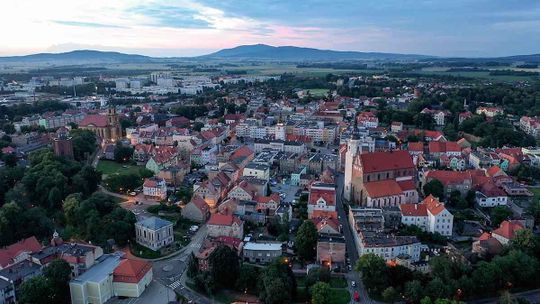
[351,280,357,287]
[354,290,360,302]
[129,191,137,196]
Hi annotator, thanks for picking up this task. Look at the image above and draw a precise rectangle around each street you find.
[336,173,377,304]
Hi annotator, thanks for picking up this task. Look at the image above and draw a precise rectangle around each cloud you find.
[127,4,214,29]
[53,20,127,29]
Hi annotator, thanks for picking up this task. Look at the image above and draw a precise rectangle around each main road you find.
[336,173,377,304]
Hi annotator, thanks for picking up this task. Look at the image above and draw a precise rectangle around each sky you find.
[0,0,539,57]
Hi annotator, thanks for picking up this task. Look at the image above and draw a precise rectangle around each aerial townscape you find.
[1,1,540,304]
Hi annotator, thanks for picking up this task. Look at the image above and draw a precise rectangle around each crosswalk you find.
[169,280,182,290]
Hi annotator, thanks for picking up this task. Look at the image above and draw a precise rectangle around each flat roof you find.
[243,242,282,251]
[70,254,122,285]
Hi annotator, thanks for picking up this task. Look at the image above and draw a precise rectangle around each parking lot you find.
[270,182,301,204]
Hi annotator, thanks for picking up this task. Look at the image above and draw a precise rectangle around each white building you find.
[242,163,270,181]
[399,195,454,236]
[142,177,167,200]
[242,242,283,264]
[135,217,174,251]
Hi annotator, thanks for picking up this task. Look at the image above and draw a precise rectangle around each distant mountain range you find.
[199,44,432,61]
[0,50,151,64]
[0,44,539,64]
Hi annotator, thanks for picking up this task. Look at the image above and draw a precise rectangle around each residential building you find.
[181,195,210,223]
[475,182,508,207]
[317,235,346,267]
[142,177,167,200]
[308,182,337,219]
[207,214,244,239]
[242,163,270,181]
[0,237,42,269]
[519,116,540,138]
[242,242,283,264]
[399,195,454,236]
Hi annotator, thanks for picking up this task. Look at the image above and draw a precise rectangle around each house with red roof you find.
[227,180,258,201]
[207,214,244,239]
[492,220,524,245]
[428,141,461,158]
[142,177,167,200]
[255,193,280,214]
[312,218,341,235]
[400,195,453,236]
[308,182,337,219]
[0,237,42,269]
[182,195,210,223]
[112,259,153,298]
[422,170,475,197]
[475,182,508,207]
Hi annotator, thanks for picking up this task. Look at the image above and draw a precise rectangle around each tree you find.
[18,276,52,304]
[70,129,97,161]
[114,143,134,163]
[405,280,424,303]
[311,282,331,304]
[511,229,540,256]
[491,206,512,227]
[43,259,71,304]
[423,179,444,199]
[208,245,239,289]
[258,258,296,304]
[236,264,259,294]
[382,286,399,304]
[2,153,18,167]
[355,253,388,295]
[187,252,199,278]
[295,220,318,261]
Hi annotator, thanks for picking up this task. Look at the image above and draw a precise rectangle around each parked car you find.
[351,281,357,287]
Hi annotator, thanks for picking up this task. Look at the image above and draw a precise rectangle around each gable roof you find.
[190,195,209,213]
[493,220,524,240]
[400,203,428,217]
[364,180,403,198]
[359,150,414,174]
[208,214,243,226]
[80,114,108,127]
[0,237,42,267]
[308,183,336,206]
[423,194,446,216]
[428,141,461,154]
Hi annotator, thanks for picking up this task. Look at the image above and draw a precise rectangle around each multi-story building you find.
[308,182,337,219]
[142,177,167,200]
[242,242,283,264]
[135,217,174,251]
[207,214,244,239]
[399,195,454,236]
[242,163,270,181]
[519,116,540,138]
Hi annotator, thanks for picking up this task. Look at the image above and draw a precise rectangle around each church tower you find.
[107,106,121,141]
[344,121,361,202]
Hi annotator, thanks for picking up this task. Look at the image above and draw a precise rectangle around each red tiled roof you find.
[359,150,414,174]
[479,182,507,197]
[364,180,403,198]
[208,214,242,226]
[1,146,16,154]
[486,166,503,177]
[311,217,340,233]
[397,179,416,191]
[113,259,152,284]
[79,114,108,127]
[408,142,424,152]
[493,220,524,240]
[423,194,446,215]
[428,141,461,153]
[308,184,336,206]
[255,193,280,204]
[425,170,472,186]
[400,203,428,217]
[0,237,42,267]
[230,146,254,160]
[190,195,209,213]
[478,232,492,241]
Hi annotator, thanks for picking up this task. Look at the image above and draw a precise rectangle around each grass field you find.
[96,160,141,176]
[417,67,539,82]
[304,88,330,97]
